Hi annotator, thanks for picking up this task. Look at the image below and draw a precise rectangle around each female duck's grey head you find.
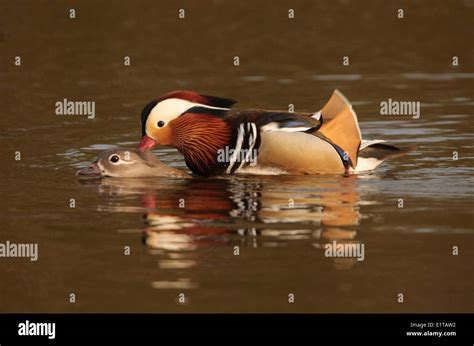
[76,148,190,178]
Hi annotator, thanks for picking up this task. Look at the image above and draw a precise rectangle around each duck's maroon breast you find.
[170,114,232,176]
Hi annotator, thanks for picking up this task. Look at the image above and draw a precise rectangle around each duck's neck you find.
[171,114,231,176]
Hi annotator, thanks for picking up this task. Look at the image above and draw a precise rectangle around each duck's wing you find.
[257,131,346,174]
[223,110,345,174]
[227,110,322,133]
[320,89,352,122]
[317,90,362,168]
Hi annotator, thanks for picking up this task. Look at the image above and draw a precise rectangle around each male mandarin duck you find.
[138,90,413,177]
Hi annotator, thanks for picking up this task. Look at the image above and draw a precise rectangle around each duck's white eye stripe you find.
[192,103,230,111]
[149,98,230,124]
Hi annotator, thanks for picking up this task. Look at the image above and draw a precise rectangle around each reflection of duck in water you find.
[141,179,238,250]
[147,178,364,269]
[79,169,366,270]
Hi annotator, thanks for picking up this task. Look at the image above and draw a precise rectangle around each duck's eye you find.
[110,155,120,163]
[157,120,165,128]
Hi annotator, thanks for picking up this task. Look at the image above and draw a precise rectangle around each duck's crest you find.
[158,91,237,109]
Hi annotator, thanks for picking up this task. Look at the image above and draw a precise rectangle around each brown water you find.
[1,0,473,312]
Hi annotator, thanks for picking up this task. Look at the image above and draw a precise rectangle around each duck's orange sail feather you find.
[319,90,362,167]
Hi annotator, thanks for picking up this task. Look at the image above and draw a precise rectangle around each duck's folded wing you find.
[318,90,362,168]
[257,131,346,174]
[320,89,352,122]
[229,110,322,133]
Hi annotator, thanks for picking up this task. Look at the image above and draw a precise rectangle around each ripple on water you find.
[151,279,198,290]
[241,75,266,82]
[312,74,362,81]
[80,143,119,151]
[402,73,474,80]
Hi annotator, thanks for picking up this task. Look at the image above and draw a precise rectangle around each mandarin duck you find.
[76,148,191,179]
[138,90,413,176]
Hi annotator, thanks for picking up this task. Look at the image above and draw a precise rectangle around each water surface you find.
[1,0,473,312]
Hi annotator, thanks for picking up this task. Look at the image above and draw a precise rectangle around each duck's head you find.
[76,148,189,178]
[138,90,237,151]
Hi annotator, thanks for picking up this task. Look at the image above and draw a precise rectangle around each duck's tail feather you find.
[318,90,362,168]
[353,142,416,172]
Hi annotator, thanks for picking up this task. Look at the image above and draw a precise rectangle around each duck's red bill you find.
[139,135,157,151]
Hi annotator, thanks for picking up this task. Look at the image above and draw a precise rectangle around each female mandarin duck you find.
[76,148,191,178]
[138,90,412,177]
